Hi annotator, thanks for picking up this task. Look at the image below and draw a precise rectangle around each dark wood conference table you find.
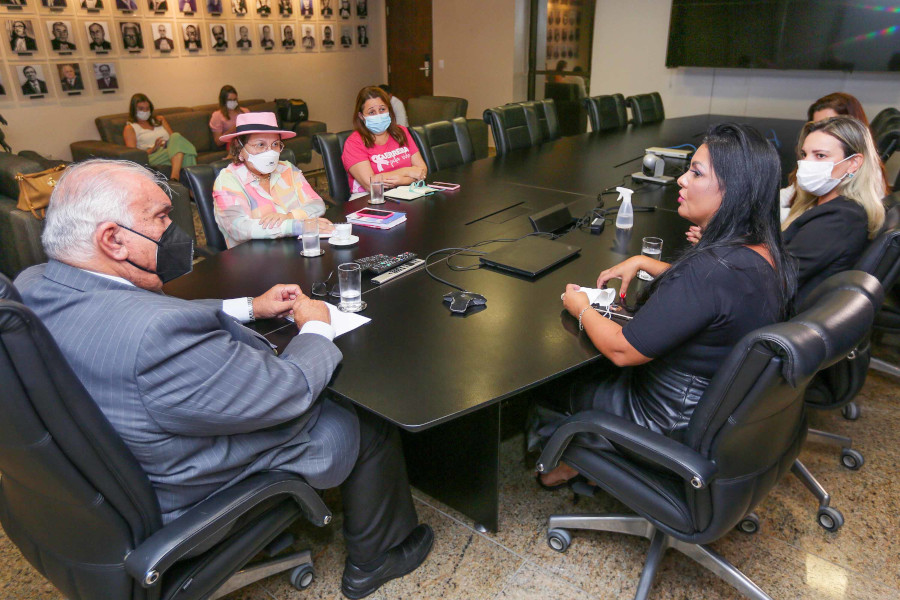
[164,114,803,531]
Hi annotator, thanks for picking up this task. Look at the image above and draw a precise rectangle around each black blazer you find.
[10,36,38,52]
[784,196,870,306]
[21,79,48,95]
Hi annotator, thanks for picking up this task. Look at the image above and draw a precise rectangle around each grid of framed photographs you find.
[0,0,372,101]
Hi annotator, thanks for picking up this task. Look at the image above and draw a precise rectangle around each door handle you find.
[419,61,431,78]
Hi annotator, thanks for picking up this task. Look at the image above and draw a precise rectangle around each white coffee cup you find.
[334,222,352,242]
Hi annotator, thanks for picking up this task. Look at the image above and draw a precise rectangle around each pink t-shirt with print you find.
[341,126,420,194]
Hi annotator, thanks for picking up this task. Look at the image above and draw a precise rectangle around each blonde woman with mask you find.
[782,115,885,305]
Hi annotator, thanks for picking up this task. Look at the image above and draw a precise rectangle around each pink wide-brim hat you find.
[219,111,297,142]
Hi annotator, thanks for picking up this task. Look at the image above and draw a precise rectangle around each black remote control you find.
[354,252,418,275]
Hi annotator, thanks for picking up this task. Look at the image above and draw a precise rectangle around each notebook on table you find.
[479,236,581,277]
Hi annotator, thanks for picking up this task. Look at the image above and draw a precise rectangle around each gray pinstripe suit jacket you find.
[15,260,359,522]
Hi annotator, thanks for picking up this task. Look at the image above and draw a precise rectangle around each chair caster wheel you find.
[737,513,759,534]
[547,528,571,553]
[841,403,860,420]
[817,507,844,532]
[290,564,315,590]
[840,448,864,470]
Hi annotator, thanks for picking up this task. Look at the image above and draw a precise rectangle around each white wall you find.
[590,0,900,120]
[0,3,387,160]
[432,0,529,120]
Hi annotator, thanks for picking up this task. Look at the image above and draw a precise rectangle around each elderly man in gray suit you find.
[14,159,432,600]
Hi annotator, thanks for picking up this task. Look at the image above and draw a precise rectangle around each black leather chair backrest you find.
[584,95,628,132]
[871,107,900,137]
[482,104,541,157]
[410,117,475,173]
[650,91,665,120]
[181,149,296,252]
[0,283,164,599]
[0,272,22,301]
[801,202,900,409]
[525,99,560,142]
[679,272,880,540]
[626,93,664,126]
[874,115,900,163]
[313,130,353,203]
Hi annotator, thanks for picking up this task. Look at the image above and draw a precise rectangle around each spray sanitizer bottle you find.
[615,186,634,230]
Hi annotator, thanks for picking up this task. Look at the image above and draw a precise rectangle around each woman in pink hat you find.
[213,112,332,248]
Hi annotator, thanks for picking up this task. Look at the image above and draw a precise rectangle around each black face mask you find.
[117,221,194,283]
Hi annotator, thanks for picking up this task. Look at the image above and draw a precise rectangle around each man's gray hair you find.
[42,159,170,263]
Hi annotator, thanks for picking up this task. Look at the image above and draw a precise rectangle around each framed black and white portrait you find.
[57,62,85,93]
[209,23,227,50]
[17,64,49,97]
[258,22,274,49]
[148,0,167,12]
[206,0,223,14]
[151,22,175,52]
[120,21,144,51]
[178,0,196,12]
[0,0,30,7]
[47,20,77,52]
[277,0,289,16]
[320,23,334,50]
[42,0,69,8]
[116,0,139,10]
[300,23,315,51]
[6,19,38,54]
[234,23,251,48]
[93,61,119,91]
[319,0,332,19]
[298,0,311,18]
[356,23,367,47]
[355,0,365,18]
[230,0,245,14]
[255,0,269,15]
[337,0,348,19]
[339,24,351,48]
[85,21,112,52]
[80,0,103,10]
[280,23,294,48]
[182,22,202,50]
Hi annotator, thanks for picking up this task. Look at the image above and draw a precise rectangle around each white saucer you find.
[329,235,359,247]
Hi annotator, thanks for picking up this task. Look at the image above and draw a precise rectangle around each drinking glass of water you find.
[338,262,366,312]
[369,175,385,204]
[638,237,663,281]
[301,218,321,257]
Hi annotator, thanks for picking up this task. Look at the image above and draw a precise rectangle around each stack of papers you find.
[385,185,436,201]
[286,303,371,337]
[346,209,407,230]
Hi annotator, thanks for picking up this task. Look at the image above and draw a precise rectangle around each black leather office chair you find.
[482,103,542,157]
[526,99,561,142]
[409,117,476,173]
[181,148,297,254]
[584,94,628,132]
[537,271,880,600]
[0,273,332,600]
[870,107,899,138]
[874,115,900,164]
[626,93,665,126]
[313,130,354,203]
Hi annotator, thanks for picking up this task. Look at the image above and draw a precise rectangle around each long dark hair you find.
[128,93,160,126]
[650,123,796,318]
[218,84,238,119]
[352,85,406,148]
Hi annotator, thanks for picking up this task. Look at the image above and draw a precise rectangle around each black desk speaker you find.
[529,203,573,233]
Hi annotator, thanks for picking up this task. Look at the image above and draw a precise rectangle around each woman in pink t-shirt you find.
[341,86,427,196]
[209,84,251,146]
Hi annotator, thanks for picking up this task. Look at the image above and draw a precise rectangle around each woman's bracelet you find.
[578,306,598,331]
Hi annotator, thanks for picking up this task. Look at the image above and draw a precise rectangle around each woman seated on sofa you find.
[341,85,426,200]
[122,93,197,181]
[535,123,795,488]
[209,84,250,147]
[781,116,885,306]
[213,112,331,248]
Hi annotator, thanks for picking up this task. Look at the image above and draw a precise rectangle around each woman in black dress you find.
[538,123,795,487]
[781,116,885,306]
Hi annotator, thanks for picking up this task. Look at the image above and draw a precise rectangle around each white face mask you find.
[245,149,280,174]
[226,100,239,111]
[136,110,151,121]
[796,154,857,197]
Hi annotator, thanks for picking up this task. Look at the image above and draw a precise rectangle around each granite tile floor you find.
[2,369,900,599]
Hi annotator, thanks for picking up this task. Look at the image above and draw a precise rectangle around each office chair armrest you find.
[125,471,331,588]
[536,410,717,489]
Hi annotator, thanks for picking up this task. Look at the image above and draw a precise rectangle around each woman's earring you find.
[847,172,855,179]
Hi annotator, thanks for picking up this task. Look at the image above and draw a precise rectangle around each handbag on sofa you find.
[15,164,66,219]
[276,98,309,123]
